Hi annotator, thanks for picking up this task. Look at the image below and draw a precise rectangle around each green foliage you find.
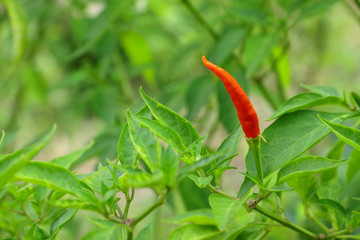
[0,125,56,187]
[277,156,347,184]
[1,0,360,239]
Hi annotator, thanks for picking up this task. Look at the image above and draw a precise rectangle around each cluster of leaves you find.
[1,86,360,239]
[0,0,352,140]
[1,0,360,239]
[0,88,240,239]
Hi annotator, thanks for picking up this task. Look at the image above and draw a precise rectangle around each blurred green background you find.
[1,0,360,238]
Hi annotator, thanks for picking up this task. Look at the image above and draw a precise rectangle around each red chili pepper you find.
[202,56,260,139]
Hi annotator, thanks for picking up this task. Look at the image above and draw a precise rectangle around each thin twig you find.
[130,194,167,227]
[254,205,317,239]
[336,235,360,239]
[304,203,329,234]
[0,206,24,216]
[207,184,237,200]
[123,188,134,219]
[181,0,218,39]
[326,229,349,238]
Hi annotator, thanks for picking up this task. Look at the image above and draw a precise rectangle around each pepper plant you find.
[1,62,360,239]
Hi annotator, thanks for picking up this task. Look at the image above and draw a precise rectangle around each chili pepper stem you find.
[246,136,263,187]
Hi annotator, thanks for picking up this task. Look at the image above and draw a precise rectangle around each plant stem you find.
[181,0,218,39]
[0,206,24,216]
[307,213,328,234]
[207,184,237,200]
[130,194,167,227]
[254,230,270,240]
[247,136,263,186]
[326,229,349,238]
[127,231,133,240]
[123,188,134,219]
[304,204,329,233]
[198,168,238,200]
[254,205,317,239]
[21,204,35,222]
[336,235,360,239]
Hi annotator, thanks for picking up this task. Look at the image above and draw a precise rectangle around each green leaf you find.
[351,91,360,108]
[0,130,4,149]
[267,185,293,192]
[51,141,93,169]
[177,154,221,181]
[49,199,99,211]
[186,77,214,120]
[228,4,269,25]
[321,140,346,182]
[121,31,155,87]
[316,178,341,201]
[135,223,153,240]
[88,217,131,232]
[14,184,35,202]
[252,111,345,176]
[208,26,247,64]
[319,114,360,152]
[140,87,199,147]
[223,223,271,240]
[131,114,186,153]
[16,161,97,203]
[80,226,123,240]
[50,209,77,235]
[277,156,346,184]
[240,111,345,197]
[161,146,179,187]
[295,0,339,23]
[188,174,213,189]
[239,172,262,188]
[165,209,217,226]
[342,110,360,120]
[312,199,346,216]
[213,166,237,186]
[83,164,113,194]
[3,0,27,62]
[68,0,124,59]
[237,175,256,198]
[273,46,291,89]
[349,211,360,230]
[301,84,340,97]
[216,124,242,167]
[209,193,249,230]
[267,93,344,120]
[169,225,220,240]
[118,122,136,167]
[347,150,360,182]
[23,223,49,240]
[207,154,238,175]
[127,110,161,173]
[180,136,207,164]
[117,107,151,166]
[0,125,56,188]
[114,165,163,188]
[243,33,278,78]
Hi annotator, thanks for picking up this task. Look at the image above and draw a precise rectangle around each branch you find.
[181,0,218,39]
[254,205,317,239]
[130,193,167,227]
